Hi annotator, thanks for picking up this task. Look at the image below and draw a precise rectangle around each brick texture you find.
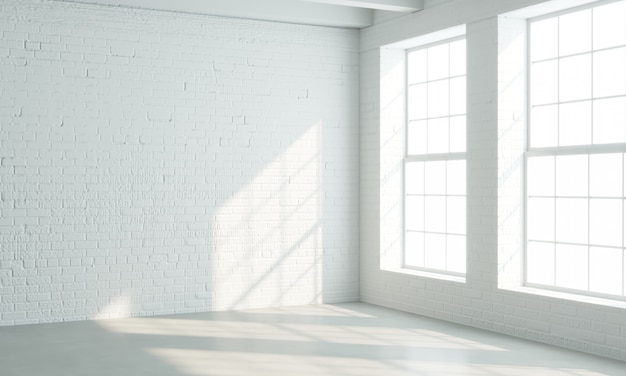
[0,0,360,324]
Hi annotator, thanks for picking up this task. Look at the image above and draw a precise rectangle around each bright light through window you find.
[405,37,466,276]
[527,0,626,299]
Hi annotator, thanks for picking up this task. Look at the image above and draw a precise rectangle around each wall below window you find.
[0,0,360,325]
[360,0,626,362]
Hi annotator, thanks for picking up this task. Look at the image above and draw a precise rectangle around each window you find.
[404,37,467,276]
[526,0,626,299]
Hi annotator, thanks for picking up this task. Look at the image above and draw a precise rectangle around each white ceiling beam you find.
[299,0,423,12]
[53,0,374,28]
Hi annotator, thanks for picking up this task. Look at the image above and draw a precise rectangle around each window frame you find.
[524,0,626,301]
[403,35,468,277]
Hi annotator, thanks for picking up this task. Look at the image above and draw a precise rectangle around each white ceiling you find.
[53,0,424,28]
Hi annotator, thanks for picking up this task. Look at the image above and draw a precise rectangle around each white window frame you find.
[403,35,467,277]
[525,0,626,301]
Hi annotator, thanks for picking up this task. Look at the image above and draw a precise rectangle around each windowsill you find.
[501,285,626,310]
[383,266,467,284]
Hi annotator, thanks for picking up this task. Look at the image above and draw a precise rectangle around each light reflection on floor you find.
[1,303,624,376]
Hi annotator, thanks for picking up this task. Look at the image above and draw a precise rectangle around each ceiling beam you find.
[53,0,374,28]
[299,0,423,12]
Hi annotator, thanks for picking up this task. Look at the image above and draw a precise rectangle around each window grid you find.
[526,0,626,300]
[404,36,467,276]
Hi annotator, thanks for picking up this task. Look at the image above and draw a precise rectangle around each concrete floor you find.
[0,302,624,376]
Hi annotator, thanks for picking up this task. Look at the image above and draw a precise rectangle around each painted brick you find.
[0,0,359,324]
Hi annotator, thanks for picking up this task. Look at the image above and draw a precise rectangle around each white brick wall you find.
[361,0,626,362]
[0,0,359,324]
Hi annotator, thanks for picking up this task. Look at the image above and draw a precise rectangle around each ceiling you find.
[53,0,424,28]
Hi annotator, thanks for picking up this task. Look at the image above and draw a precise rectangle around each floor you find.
[1,303,624,376]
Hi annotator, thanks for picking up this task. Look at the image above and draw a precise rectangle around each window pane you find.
[556,198,588,244]
[424,195,446,233]
[424,233,446,269]
[593,97,626,144]
[425,161,446,194]
[527,241,555,286]
[590,246,623,295]
[559,54,592,102]
[427,43,449,81]
[405,232,424,267]
[593,48,626,98]
[531,60,558,105]
[559,101,592,146]
[590,153,622,197]
[528,198,555,242]
[427,80,449,118]
[556,154,588,197]
[590,198,622,247]
[449,115,466,153]
[449,77,466,116]
[530,105,558,148]
[408,84,427,120]
[527,156,554,197]
[446,160,465,195]
[446,196,465,234]
[405,162,424,195]
[559,8,592,56]
[408,49,427,84]
[406,196,425,231]
[447,235,466,273]
[593,1,626,50]
[556,244,589,290]
[427,118,449,154]
[408,120,427,155]
[449,39,466,76]
[530,17,558,62]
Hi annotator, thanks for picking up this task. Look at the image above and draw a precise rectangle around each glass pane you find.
[593,48,626,98]
[556,154,588,197]
[427,118,449,154]
[530,17,558,62]
[405,231,424,267]
[427,80,449,118]
[593,1,626,50]
[408,120,427,155]
[559,101,592,146]
[449,116,466,153]
[527,156,555,197]
[446,160,465,196]
[526,241,555,286]
[446,196,466,235]
[559,54,592,102]
[531,60,558,105]
[555,244,589,291]
[408,49,427,84]
[406,195,424,231]
[449,39,466,76]
[408,84,428,120]
[590,153,622,197]
[425,195,446,233]
[590,198,622,247]
[449,77,466,116]
[556,198,588,244]
[589,246,623,295]
[405,162,424,195]
[559,9,592,56]
[527,197,555,242]
[446,235,466,273]
[530,105,558,148]
[593,97,626,144]
[425,161,446,194]
[427,43,449,81]
[424,233,446,270]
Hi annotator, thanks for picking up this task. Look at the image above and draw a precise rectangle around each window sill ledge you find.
[383,266,466,284]
[501,285,626,310]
